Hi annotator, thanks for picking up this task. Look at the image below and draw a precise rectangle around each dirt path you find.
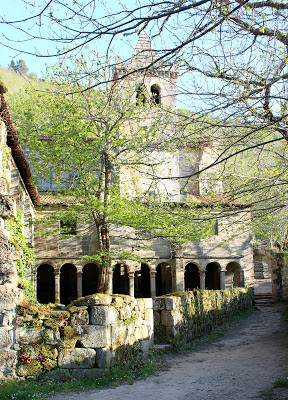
[48,305,288,400]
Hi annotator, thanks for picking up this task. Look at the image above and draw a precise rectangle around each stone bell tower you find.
[114,31,179,110]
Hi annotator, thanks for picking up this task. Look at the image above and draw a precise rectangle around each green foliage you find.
[7,52,216,287]
[6,210,36,302]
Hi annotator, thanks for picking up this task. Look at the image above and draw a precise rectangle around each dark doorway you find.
[184,263,200,290]
[156,263,172,296]
[113,264,129,295]
[205,262,220,290]
[82,263,100,297]
[37,264,55,304]
[135,263,151,298]
[60,264,77,305]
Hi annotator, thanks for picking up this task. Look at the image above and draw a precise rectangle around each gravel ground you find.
[47,305,288,400]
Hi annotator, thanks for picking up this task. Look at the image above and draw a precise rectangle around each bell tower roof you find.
[132,31,157,68]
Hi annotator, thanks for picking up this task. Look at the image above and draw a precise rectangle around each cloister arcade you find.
[34,258,244,305]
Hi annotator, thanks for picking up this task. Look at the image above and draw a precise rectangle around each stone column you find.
[54,269,60,304]
[220,271,226,290]
[32,268,37,292]
[200,270,206,290]
[106,267,113,294]
[128,272,135,297]
[175,258,185,292]
[150,271,156,298]
[77,271,82,298]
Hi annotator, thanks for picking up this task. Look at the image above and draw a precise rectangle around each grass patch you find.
[0,350,163,400]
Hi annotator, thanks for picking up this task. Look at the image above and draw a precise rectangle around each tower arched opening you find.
[113,263,129,295]
[156,262,172,296]
[184,263,200,290]
[60,263,77,305]
[82,263,100,297]
[205,262,220,290]
[151,84,161,105]
[37,264,55,304]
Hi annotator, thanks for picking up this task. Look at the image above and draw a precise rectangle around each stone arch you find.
[184,262,200,290]
[156,262,172,296]
[113,263,129,295]
[135,263,151,298]
[151,84,161,105]
[225,262,242,288]
[82,263,100,297]
[37,264,55,304]
[205,262,220,290]
[60,263,77,305]
[136,85,147,106]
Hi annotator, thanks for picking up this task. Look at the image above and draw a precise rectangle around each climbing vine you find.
[6,209,36,301]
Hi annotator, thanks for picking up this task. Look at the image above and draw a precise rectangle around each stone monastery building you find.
[0,32,254,307]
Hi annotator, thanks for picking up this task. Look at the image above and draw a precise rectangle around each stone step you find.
[254,294,274,307]
[153,344,173,352]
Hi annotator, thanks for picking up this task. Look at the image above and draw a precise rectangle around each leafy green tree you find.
[9,59,29,75]
[9,54,215,293]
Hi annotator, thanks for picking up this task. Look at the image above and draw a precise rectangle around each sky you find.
[0,0,140,76]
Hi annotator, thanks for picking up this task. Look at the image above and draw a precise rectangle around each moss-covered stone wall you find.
[15,294,154,379]
[153,288,252,343]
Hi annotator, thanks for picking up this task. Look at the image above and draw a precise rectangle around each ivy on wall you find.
[6,209,36,301]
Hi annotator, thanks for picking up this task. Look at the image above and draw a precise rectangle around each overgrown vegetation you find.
[6,209,36,302]
[0,349,162,400]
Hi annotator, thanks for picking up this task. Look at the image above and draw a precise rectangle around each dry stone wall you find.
[153,288,252,344]
[15,294,154,379]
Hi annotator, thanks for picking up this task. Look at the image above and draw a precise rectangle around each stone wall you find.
[0,121,24,379]
[15,294,154,379]
[153,288,252,344]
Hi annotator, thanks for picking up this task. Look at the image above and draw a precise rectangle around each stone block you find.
[58,348,96,369]
[144,308,154,323]
[17,360,43,377]
[161,311,174,326]
[153,311,161,325]
[0,285,22,310]
[0,311,14,327]
[119,305,131,320]
[0,327,13,349]
[45,329,61,345]
[153,298,165,311]
[0,349,17,370]
[0,195,16,219]
[142,298,153,309]
[90,305,109,325]
[95,347,114,368]
[69,308,89,326]
[165,297,181,311]
[74,294,112,306]
[139,339,152,353]
[0,262,18,286]
[15,327,44,345]
[77,325,107,348]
